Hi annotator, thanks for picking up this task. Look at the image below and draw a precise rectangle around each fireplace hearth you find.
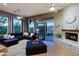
[65,32,78,42]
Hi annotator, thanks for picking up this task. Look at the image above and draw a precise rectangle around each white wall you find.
[53,4,79,32]
[62,4,79,29]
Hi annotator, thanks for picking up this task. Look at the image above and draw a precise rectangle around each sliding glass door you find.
[36,20,54,41]
[37,22,46,38]
[46,20,54,36]
[27,18,54,41]
[28,20,35,33]
[45,20,54,42]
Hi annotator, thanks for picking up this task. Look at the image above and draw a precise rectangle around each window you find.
[13,19,22,33]
[28,20,35,32]
[0,16,8,34]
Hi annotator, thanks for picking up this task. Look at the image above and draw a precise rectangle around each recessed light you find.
[3,3,7,6]
[50,7,55,11]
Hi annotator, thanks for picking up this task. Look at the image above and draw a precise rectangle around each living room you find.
[0,3,79,56]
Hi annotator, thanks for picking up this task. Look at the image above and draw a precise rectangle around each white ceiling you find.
[0,3,69,17]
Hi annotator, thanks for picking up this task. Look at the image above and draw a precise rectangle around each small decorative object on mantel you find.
[66,16,77,24]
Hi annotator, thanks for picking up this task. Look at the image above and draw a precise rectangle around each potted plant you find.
[57,33,62,39]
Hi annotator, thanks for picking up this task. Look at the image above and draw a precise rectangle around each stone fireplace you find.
[61,29,79,47]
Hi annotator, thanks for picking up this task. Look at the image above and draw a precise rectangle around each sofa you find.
[0,32,38,47]
[9,32,23,41]
[1,38,18,47]
[0,33,22,47]
[9,32,35,40]
[0,38,6,43]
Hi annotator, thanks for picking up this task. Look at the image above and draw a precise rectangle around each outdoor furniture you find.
[26,40,47,56]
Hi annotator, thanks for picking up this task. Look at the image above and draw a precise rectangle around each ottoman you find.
[2,38,18,47]
[26,40,47,56]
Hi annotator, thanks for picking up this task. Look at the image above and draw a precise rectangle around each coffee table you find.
[26,40,47,56]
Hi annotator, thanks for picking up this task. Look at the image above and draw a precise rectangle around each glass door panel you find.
[47,21,54,36]
[45,20,54,42]
[37,23,46,38]
[28,20,35,33]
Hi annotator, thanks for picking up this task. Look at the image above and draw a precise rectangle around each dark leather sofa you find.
[0,32,37,47]
[0,32,23,42]
[9,32,34,40]
[0,32,23,47]
[0,38,6,43]
[9,32,23,41]
[1,38,18,47]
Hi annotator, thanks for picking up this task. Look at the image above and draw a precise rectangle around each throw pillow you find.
[3,34,8,39]
[23,32,29,36]
[3,34,12,39]
[8,35,11,39]
[29,33,34,37]
[10,35,15,38]
[0,35,3,38]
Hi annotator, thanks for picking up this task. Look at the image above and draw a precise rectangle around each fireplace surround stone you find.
[61,29,79,48]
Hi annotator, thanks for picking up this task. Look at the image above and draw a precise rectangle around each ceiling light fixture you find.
[50,7,55,11]
[50,4,56,11]
[17,16,22,19]
[16,9,22,19]
[3,3,7,6]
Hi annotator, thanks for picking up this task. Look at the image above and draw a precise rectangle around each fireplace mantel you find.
[61,29,79,32]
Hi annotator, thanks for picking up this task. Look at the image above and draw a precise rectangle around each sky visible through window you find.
[0,16,8,26]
